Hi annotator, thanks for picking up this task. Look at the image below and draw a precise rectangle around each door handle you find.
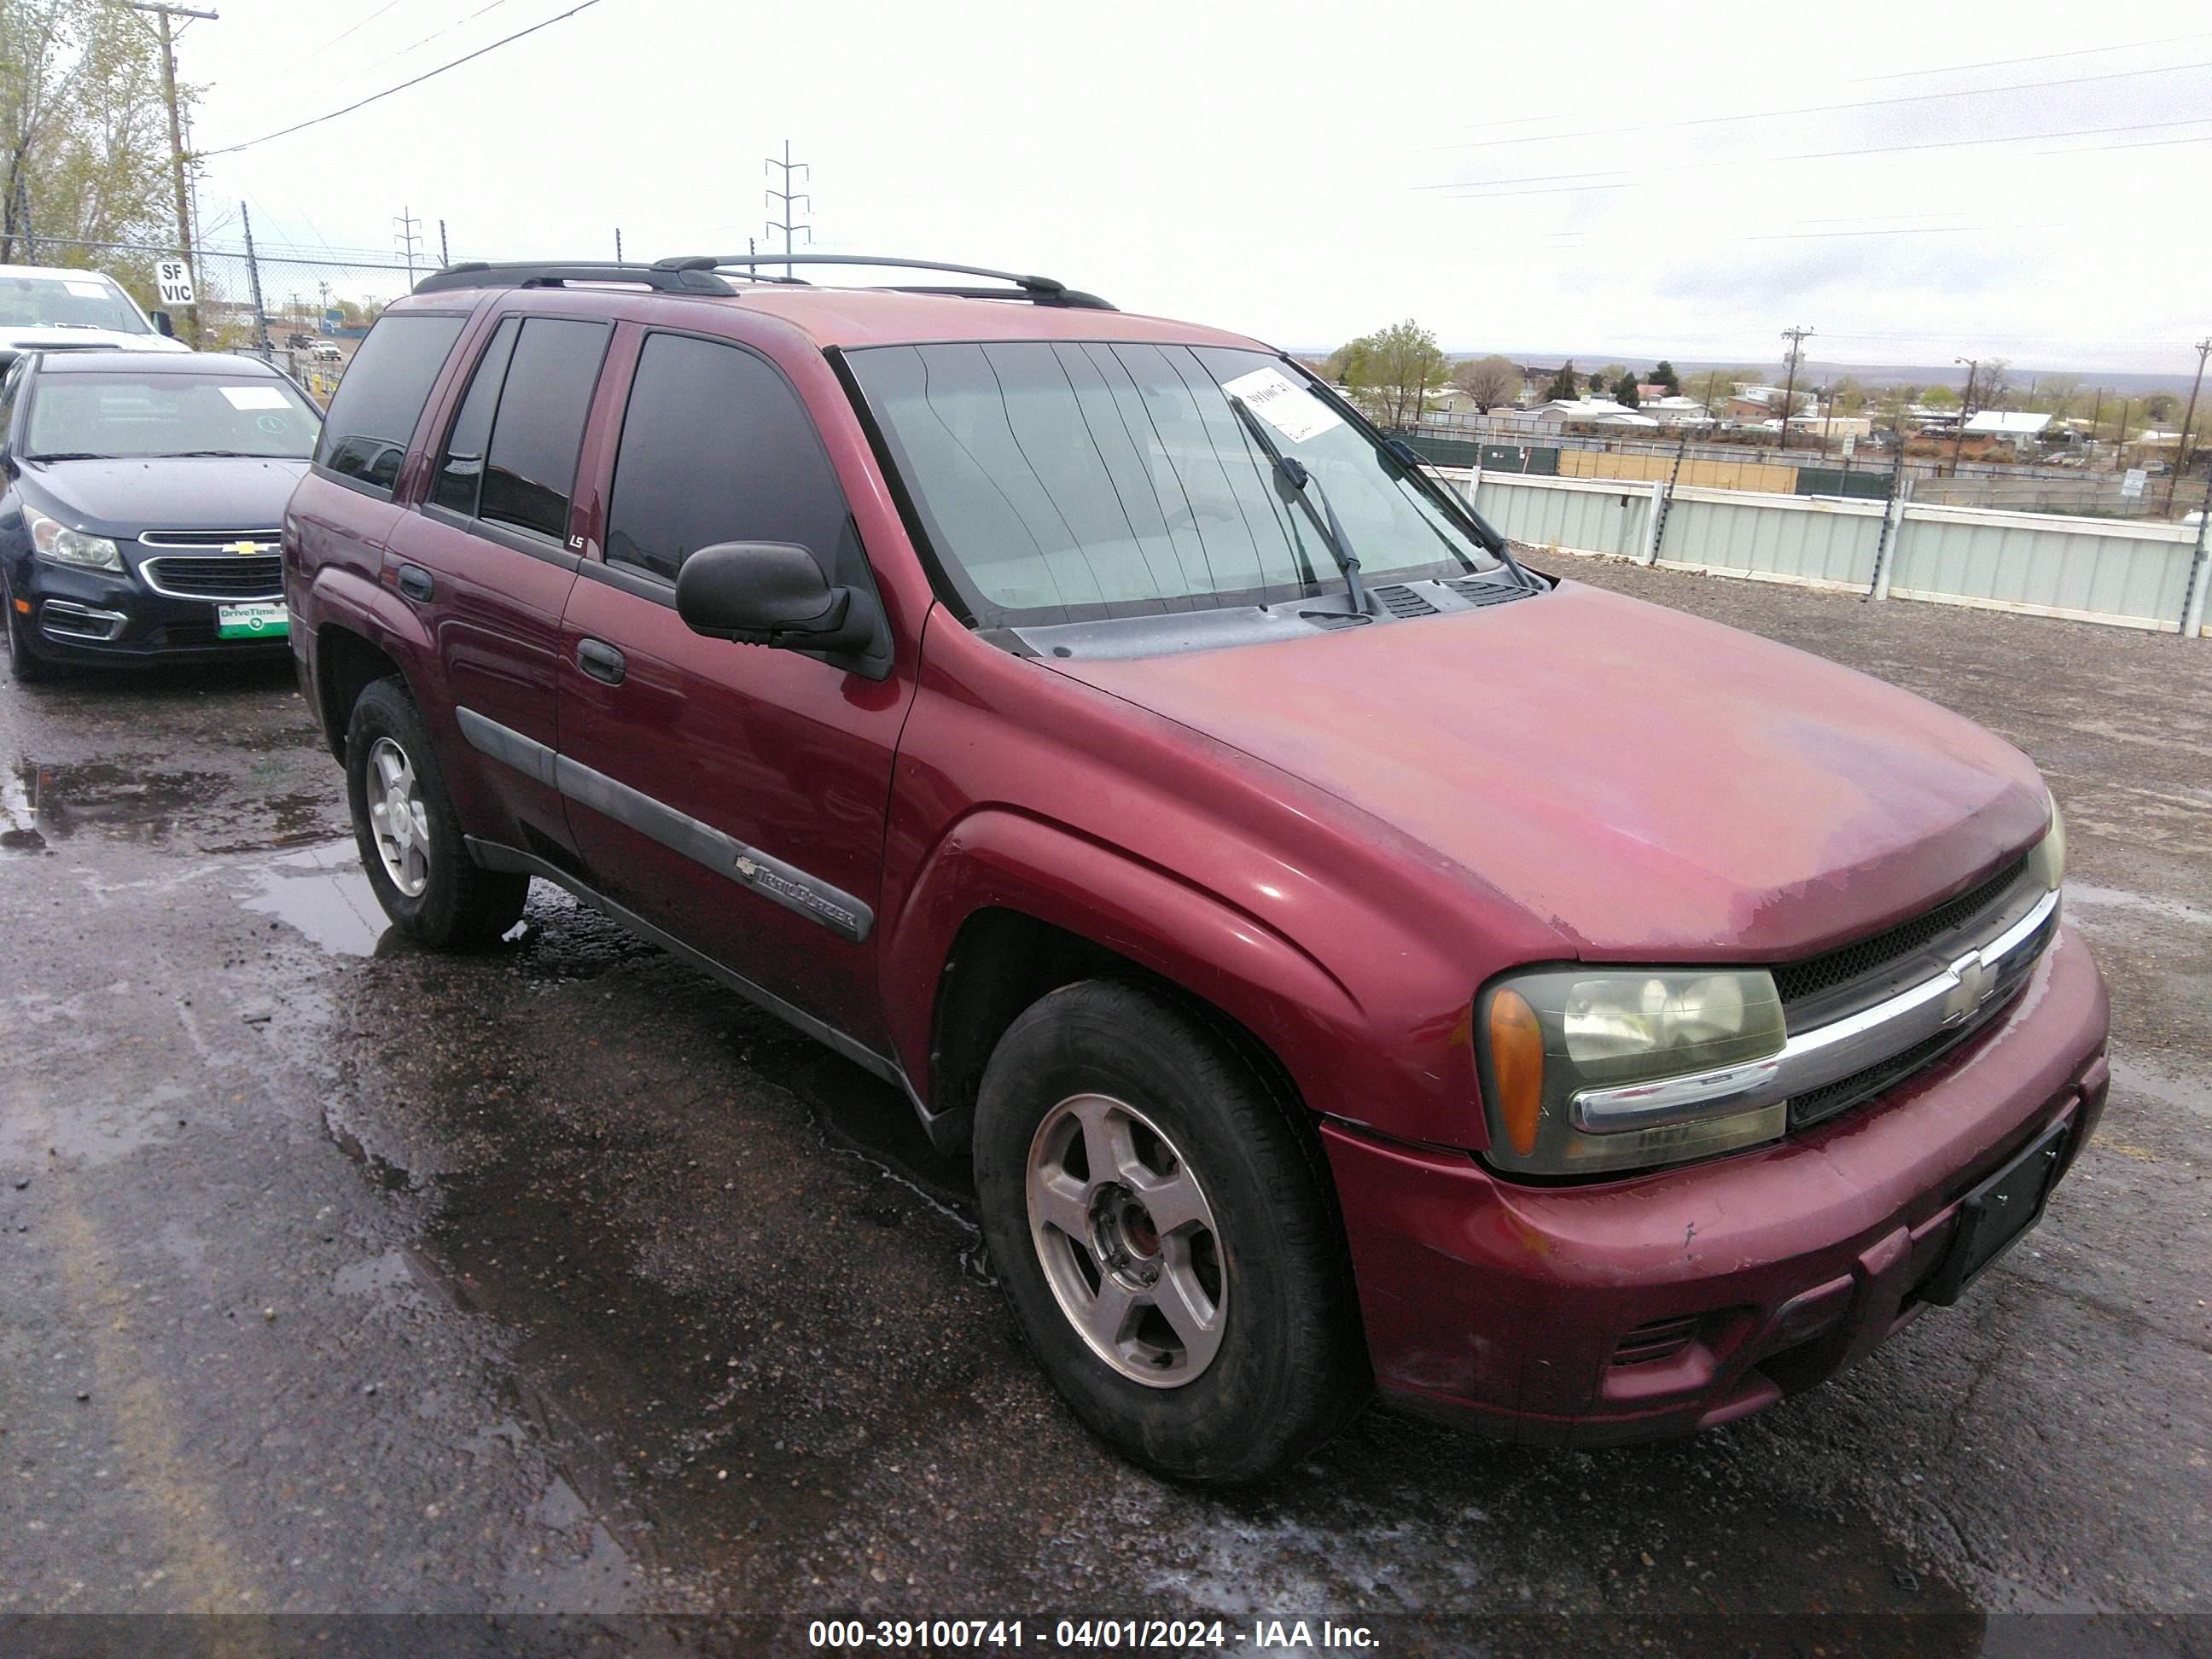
[576,637,626,685]
[396,564,434,602]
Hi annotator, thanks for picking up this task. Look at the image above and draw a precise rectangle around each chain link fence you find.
[1398,413,2204,522]
[12,236,434,406]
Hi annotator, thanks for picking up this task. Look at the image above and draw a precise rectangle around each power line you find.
[1851,29,2212,82]
[300,0,411,62]
[1430,57,2212,153]
[1424,117,2212,200]
[201,0,607,157]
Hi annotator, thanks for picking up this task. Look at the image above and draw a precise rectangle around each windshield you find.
[0,273,148,335]
[847,341,1499,626]
[26,371,323,460]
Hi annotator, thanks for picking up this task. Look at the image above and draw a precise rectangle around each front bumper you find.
[9,555,290,667]
[1325,923,2110,1447]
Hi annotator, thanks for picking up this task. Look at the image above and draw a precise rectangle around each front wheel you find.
[344,677,528,949]
[973,980,1367,1484]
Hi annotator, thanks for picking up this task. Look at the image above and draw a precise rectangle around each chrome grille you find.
[1774,856,2033,1025]
[137,527,282,550]
[138,554,283,602]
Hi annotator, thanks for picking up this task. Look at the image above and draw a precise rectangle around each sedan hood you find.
[20,456,309,535]
[1057,581,2051,959]
[0,329,187,353]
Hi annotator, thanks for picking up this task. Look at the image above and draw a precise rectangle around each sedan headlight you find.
[1479,968,1788,1177]
[24,505,123,572]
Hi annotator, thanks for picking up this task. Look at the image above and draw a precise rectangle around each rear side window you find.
[604,333,847,583]
[432,317,520,516]
[315,312,465,492]
[477,317,608,540]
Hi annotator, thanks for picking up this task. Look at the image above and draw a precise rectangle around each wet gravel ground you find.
[0,567,2206,1656]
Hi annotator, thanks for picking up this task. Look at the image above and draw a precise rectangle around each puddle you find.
[239,838,388,956]
[3,757,340,855]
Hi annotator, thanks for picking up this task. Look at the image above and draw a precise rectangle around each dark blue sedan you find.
[0,349,322,680]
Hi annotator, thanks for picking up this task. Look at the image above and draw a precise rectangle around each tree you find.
[1611,373,1640,408]
[2145,392,2180,424]
[1545,360,1579,400]
[1650,359,1681,395]
[1,1,179,264]
[1451,352,1520,411]
[2034,374,2082,417]
[1338,318,1447,430]
[1686,368,1737,414]
[1593,364,1628,394]
[1922,384,1959,410]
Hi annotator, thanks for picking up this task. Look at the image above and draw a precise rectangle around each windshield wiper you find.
[26,451,115,462]
[1230,397,1375,617]
[165,450,268,458]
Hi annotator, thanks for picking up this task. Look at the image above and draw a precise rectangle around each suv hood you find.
[1057,581,2051,959]
[20,456,309,534]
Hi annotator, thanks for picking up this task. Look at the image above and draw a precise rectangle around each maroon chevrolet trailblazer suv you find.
[284,254,2108,1485]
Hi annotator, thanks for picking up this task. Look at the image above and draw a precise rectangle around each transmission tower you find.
[765,141,811,280]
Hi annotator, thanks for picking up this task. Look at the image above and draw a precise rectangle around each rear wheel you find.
[3,573,61,684]
[973,979,1366,1485]
[345,676,527,948]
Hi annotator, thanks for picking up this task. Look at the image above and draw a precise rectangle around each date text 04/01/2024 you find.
[805,1620,1379,1650]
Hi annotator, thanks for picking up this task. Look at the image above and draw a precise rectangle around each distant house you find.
[1639,394,1711,428]
[1728,383,1814,422]
[1529,398,1661,430]
[1960,410,2053,458]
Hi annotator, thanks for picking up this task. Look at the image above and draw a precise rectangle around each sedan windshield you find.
[847,341,1500,626]
[0,273,149,335]
[25,372,322,461]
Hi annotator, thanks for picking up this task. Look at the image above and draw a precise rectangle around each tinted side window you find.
[316,312,466,492]
[432,316,519,516]
[605,333,847,583]
[479,317,609,540]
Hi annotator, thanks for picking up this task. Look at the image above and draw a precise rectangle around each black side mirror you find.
[150,310,176,338]
[676,541,882,657]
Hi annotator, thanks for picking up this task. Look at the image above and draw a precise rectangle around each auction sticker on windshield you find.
[217,602,288,639]
[1221,365,1343,444]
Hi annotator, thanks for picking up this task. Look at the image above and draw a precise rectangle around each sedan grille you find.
[139,554,283,602]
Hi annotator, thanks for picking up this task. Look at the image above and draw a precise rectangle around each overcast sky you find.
[181,0,2212,381]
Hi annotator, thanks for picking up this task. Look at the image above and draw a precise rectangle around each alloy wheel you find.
[366,736,431,898]
[1026,1092,1227,1387]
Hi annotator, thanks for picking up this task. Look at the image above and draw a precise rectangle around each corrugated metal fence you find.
[1442,470,2212,639]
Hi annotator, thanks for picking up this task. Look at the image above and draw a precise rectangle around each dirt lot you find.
[0,562,2205,1655]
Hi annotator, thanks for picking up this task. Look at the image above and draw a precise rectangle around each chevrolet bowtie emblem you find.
[224,539,266,556]
[1940,951,1999,1027]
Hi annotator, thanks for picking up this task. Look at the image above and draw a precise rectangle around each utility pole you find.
[2168,335,2211,514]
[614,227,623,263]
[439,218,450,267]
[1951,358,1979,478]
[1778,325,1813,455]
[765,140,810,280]
[125,3,216,348]
[238,199,270,356]
[393,207,422,284]
[2089,386,2104,466]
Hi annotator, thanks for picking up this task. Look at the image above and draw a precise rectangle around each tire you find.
[973,979,1367,1485]
[3,573,61,684]
[344,676,528,949]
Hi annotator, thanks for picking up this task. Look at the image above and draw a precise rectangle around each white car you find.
[0,264,193,363]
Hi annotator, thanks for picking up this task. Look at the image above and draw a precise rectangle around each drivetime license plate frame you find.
[216,602,288,641]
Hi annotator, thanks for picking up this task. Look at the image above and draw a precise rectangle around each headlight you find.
[24,505,122,572]
[1479,968,1787,1177]
[2027,798,2064,892]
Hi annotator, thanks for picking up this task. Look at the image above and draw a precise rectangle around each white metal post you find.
[1639,478,1665,565]
[2181,485,2211,639]
[1871,480,1911,601]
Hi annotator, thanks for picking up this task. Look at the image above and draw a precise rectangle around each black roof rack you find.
[651,253,1115,310]
[411,261,739,297]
